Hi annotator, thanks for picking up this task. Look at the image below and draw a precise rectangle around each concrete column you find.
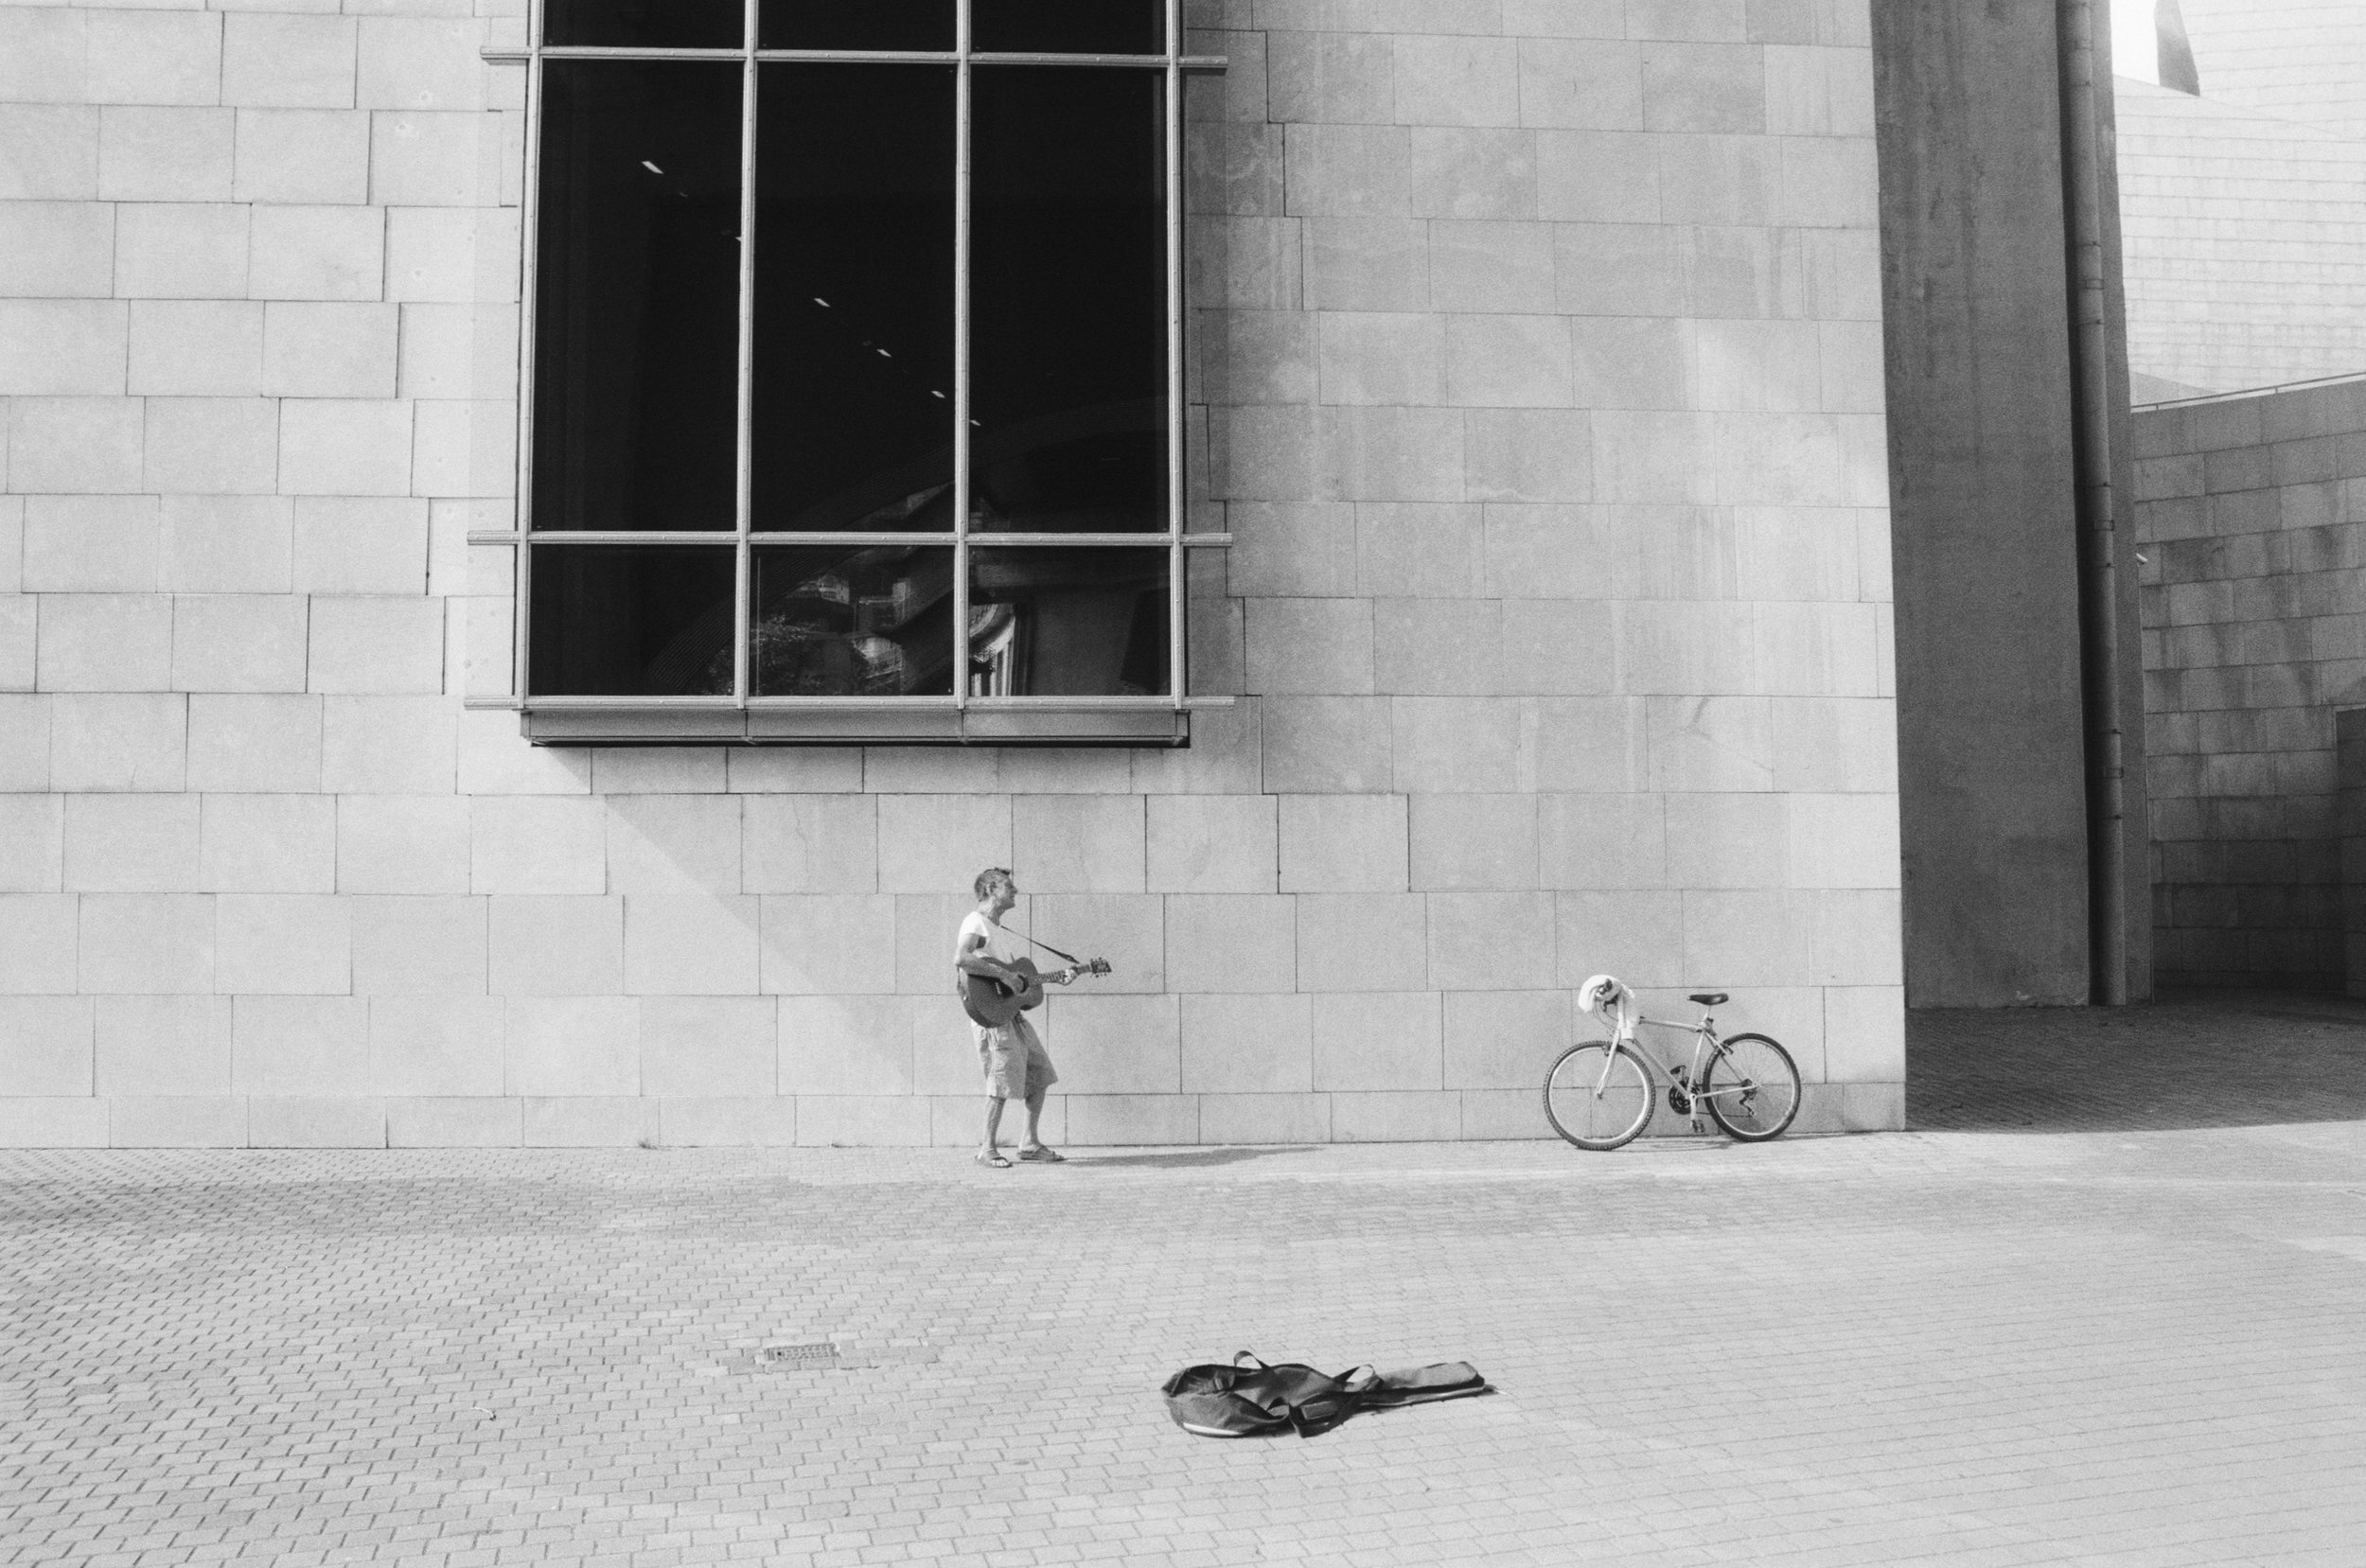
[1869,0,2151,1006]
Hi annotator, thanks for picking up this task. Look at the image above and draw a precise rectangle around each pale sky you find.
[2111,0,2163,85]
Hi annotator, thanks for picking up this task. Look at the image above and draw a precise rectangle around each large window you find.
[495,0,1219,744]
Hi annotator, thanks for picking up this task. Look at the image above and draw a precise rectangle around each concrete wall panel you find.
[0,0,1904,1145]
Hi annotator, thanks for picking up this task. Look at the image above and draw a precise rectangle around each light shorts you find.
[975,1013,1058,1101]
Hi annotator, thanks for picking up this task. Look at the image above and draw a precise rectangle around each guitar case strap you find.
[986,919,1081,968]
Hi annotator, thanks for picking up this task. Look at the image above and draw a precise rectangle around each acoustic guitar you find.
[962,956,1112,1029]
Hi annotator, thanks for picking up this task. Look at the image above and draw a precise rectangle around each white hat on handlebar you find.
[1576,974,1630,1015]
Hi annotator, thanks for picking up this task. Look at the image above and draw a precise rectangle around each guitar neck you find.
[1026,960,1102,983]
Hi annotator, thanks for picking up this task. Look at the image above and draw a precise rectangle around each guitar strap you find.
[987,918,1081,968]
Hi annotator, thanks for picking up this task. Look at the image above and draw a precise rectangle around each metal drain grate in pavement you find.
[729,1341,939,1374]
[759,1342,840,1369]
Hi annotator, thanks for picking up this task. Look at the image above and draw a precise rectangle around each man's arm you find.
[955,927,1020,982]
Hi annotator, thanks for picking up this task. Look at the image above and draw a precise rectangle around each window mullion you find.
[953,0,974,717]
[514,0,547,701]
[733,0,760,707]
[1166,0,1185,709]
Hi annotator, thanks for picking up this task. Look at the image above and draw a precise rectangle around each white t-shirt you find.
[956,910,1020,970]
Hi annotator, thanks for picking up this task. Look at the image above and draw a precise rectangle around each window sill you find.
[495,698,1219,747]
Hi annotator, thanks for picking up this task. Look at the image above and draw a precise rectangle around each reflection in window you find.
[533,62,742,531]
[751,66,956,532]
[532,547,735,695]
[972,0,1162,54]
[970,547,1169,696]
[759,0,954,51]
[971,69,1167,534]
[545,0,745,47]
[519,18,1190,730]
[750,547,957,696]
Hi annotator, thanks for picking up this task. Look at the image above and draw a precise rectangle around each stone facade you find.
[2115,4,2366,397]
[2341,708,2366,997]
[2115,76,2366,396]
[2135,377,2366,991]
[2179,0,2366,143]
[0,0,1905,1149]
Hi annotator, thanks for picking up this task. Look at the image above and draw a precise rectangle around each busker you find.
[955,868,1069,1168]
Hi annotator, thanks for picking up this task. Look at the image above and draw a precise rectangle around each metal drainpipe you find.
[2057,0,2130,1005]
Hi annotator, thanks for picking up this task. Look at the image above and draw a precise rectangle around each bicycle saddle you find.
[1687,992,1729,1007]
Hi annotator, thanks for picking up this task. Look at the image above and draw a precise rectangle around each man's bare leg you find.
[1019,1085,1047,1152]
[980,1095,1007,1161]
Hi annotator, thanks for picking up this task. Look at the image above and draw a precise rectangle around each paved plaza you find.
[6,993,2365,1567]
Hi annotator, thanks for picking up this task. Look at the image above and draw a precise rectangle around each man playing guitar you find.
[957,868,1071,1168]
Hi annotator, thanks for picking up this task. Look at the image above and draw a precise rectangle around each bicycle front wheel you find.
[1544,1041,1654,1151]
[1700,1032,1801,1141]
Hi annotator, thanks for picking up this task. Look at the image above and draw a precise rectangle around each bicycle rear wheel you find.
[1544,1041,1653,1151]
[1700,1032,1800,1141]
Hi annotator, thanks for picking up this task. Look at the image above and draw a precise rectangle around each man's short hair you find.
[974,867,1015,901]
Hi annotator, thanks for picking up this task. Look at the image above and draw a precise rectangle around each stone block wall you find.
[2114,76,2366,396]
[2179,0,2366,143]
[0,0,1905,1149]
[2340,707,2366,997]
[2134,378,2366,990]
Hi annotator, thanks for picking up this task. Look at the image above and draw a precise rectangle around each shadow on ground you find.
[1909,988,2366,1132]
[1072,1147,1304,1171]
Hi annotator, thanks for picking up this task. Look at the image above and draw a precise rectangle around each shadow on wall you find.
[1908,990,2366,1131]
[2344,708,2366,998]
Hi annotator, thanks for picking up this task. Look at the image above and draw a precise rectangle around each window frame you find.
[482,0,1229,746]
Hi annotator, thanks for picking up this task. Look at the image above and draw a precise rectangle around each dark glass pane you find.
[530,546,736,696]
[545,0,745,48]
[973,0,1162,53]
[533,62,742,532]
[750,546,956,695]
[971,69,1167,534]
[970,548,1169,696]
[759,0,952,50]
[750,66,955,532]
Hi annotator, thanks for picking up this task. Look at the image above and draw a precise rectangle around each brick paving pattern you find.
[6,995,2365,1565]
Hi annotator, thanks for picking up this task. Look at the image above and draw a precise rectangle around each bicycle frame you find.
[1598,1010,1755,1119]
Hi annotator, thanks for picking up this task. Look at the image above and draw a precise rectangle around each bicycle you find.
[1544,977,1802,1151]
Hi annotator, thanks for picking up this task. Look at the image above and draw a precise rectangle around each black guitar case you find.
[1160,1351,1490,1437]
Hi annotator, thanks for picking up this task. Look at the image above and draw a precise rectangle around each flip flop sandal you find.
[1016,1146,1066,1163]
[974,1150,1012,1168]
